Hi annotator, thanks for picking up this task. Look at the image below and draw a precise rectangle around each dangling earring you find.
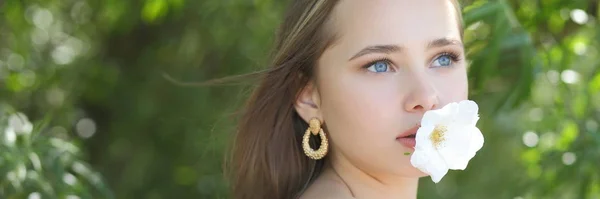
[302,118,329,160]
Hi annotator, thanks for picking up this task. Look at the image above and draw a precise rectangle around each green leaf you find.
[572,94,587,119]
[556,120,579,151]
[142,0,169,23]
[521,148,540,165]
[463,2,502,26]
[500,32,532,50]
[589,73,600,93]
[548,12,566,34]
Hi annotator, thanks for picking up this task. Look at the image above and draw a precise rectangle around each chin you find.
[394,164,429,179]
[407,168,429,178]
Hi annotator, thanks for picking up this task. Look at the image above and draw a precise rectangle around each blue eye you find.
[366,60,392,73]
[432,54,456,67]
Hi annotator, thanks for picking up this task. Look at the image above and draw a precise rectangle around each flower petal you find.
[455,100,479,126]
[455,127,485,163]
[427,152,449,183]
[421,111,444,127]
[410,148,449,183]
[410,148,429,168]
[415,125,435,150]
[437,125,472,170]
[468,126,485,157]
[421,102,457,127]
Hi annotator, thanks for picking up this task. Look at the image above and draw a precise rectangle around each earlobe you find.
[294,82,322,123]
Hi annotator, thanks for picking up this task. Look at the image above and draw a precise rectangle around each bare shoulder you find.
[298,173,354,199]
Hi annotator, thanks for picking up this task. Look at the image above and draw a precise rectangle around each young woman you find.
[228,0,467,198]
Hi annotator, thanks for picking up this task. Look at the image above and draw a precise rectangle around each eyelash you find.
[362,58,393,70]
[433,52,461,64]
[360,51,462,71]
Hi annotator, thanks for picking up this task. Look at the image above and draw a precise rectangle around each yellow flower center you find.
[430,125,447,149]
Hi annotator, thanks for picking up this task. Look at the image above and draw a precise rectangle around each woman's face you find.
[311,0,467,179]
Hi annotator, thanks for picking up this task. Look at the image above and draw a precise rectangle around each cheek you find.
[435,67,469,101]
[318,74,401,151]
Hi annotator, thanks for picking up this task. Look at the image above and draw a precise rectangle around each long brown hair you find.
[227,1,339,198]
[227,1,463,199]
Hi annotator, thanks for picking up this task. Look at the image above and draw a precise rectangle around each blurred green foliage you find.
[0,108,113,198]
[1,0,599,198]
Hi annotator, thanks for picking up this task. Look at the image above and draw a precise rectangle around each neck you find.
[322,156,419,199]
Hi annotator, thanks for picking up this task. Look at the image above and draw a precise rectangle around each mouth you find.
[396,125,419,139]
[396,125,420,149]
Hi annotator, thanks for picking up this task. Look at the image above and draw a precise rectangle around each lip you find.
[396,125,420,139]
[396,125,420,149]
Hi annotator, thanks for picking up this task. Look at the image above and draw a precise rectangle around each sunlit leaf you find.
[571,94,587,119]
[588,73,600,93]
[548,12,566,34]
[463,2,501,26]
[142,0,169,23]
[557,120,579,151]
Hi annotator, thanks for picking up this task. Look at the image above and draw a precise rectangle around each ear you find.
[294,81,322,123]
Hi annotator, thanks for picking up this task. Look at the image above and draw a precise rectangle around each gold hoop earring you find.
[302,118,329,160]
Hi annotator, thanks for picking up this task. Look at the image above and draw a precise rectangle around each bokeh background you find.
[1,0,600,198]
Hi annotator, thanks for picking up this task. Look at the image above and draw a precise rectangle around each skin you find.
[294,0,468,198]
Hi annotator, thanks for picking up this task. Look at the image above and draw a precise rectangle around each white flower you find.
[8,112,33,135]
[410,100,484,183]
[4,127,17,145]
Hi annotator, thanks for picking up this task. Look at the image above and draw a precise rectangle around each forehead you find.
[328,0,461,53]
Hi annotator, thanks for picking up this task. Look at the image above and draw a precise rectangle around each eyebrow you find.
[348,45,401,61]
[348,38,463,61]
[427,38,463,49]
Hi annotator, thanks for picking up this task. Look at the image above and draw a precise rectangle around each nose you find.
[403,73,439,113]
